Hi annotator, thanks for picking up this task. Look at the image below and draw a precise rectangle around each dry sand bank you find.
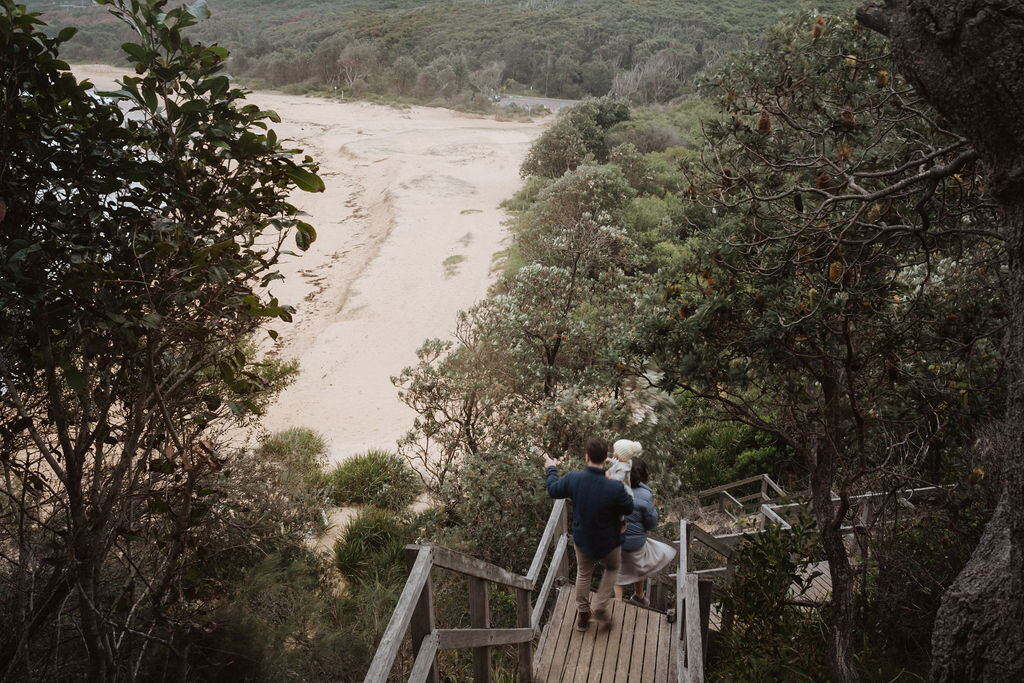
[75,65,549,462]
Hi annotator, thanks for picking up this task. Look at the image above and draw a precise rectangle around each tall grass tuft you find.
[334,508,410,582]
[255,427,331,535]
[327,449,419,511]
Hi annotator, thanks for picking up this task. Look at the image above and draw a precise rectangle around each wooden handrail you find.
[437,628,534,649]
[676,521,686,683]
[409,633,439,683]
[766,485,950,514]
[367,498,570,682]
[760,503,791,531]
[526,499,566,583]
[762,474,787,498]
[684,574,704,682]
[698,474,768,497]
[365,546,435,683]
[531,533,568,632]
[431,546,533,591]
[689,524,734,559]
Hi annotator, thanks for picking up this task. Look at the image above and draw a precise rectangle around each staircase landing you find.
[534,586,677,682]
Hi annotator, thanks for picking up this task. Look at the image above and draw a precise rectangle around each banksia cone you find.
[840,106,856,129]
[813,16,826,40]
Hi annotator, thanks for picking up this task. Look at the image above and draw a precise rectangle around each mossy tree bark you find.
[858,2,1024,679]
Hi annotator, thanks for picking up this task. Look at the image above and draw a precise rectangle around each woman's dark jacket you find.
[622,483,658,552]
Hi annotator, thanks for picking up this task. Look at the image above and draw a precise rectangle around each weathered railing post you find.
[684,574,704,682]
[555,502,570,579]
[515,588,533,682]
[676,521,687,683]
[698,578,712,665]
[365,546,434,682]
[405,546,438,683]
[468,577,491,682]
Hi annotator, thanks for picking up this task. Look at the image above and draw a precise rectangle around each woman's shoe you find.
[629,594,649,607]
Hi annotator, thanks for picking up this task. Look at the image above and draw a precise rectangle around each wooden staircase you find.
[534,586,677,682]
[363,475,949,682]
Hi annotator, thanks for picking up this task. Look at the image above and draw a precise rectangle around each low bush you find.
[711,518,828,681]
[327,449,420,511]
[334,508,412,582]
[605,122,681,154]
[190,550,410,682]
[252,427,332,536]
[435,447,551,574]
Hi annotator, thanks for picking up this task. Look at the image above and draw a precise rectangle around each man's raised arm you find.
[543,455,568,498]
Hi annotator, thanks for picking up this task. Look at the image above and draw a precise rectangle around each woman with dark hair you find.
[613,454,676,605]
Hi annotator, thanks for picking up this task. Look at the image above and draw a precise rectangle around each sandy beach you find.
[75,65,548,463]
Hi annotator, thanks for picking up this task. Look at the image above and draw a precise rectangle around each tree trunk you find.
[810,360,859,683]
[810,454,859,683]
[857,2,1024,679]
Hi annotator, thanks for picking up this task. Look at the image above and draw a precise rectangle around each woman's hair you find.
[630,456,649,488]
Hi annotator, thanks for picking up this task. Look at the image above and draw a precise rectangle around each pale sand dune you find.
[75,65,549,463]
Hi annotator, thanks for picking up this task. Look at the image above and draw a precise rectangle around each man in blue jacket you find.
[545,437,634,630]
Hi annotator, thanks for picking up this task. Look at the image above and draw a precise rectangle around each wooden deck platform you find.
[534,585,677,682]
[707,560,832,632]
[794,560,832,604]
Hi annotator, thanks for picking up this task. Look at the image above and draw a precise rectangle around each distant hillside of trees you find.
[28,0,858,104]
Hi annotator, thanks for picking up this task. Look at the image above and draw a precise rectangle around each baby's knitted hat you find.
[612,439,642,462]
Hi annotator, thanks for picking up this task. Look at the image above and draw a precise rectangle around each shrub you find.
[327,449,420,511]
[191,552,380,682]
[520,95,630,178]
[258,427,327,470]
[606,122,682,154]
[250,427,332,537]
[436,447,551,574]
[334,508,412,582]
[711,518,828,681]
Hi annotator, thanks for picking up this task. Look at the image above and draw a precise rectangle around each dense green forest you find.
[29,0,857,103]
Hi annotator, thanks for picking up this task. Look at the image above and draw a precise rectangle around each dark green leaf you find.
[286,166,325,193]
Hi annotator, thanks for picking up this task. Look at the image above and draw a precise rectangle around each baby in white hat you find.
[607,439,642,498]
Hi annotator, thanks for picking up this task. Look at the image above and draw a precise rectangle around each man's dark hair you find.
[630,456,649,488]
[585,437,608,465]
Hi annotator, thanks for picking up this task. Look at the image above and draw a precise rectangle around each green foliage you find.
[642,10,1005,486]
[609,142,657,195]
[520,96,630,178]
[191,552,369,682]
[499,175,553,213]
[327,449,420,511]
[334,507,412,582]
[712,520,829,681]
[675,414,795,494]
[30,0,861,104]
[605,121,682,154]
[258,427,328,468]
[859,471,995,673]
[0,0,324,677]
[255,428,331,532]
[436,448,552,573]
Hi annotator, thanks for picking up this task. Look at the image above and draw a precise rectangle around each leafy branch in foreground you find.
[640,13,1004,682]
[0,0,322,679]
